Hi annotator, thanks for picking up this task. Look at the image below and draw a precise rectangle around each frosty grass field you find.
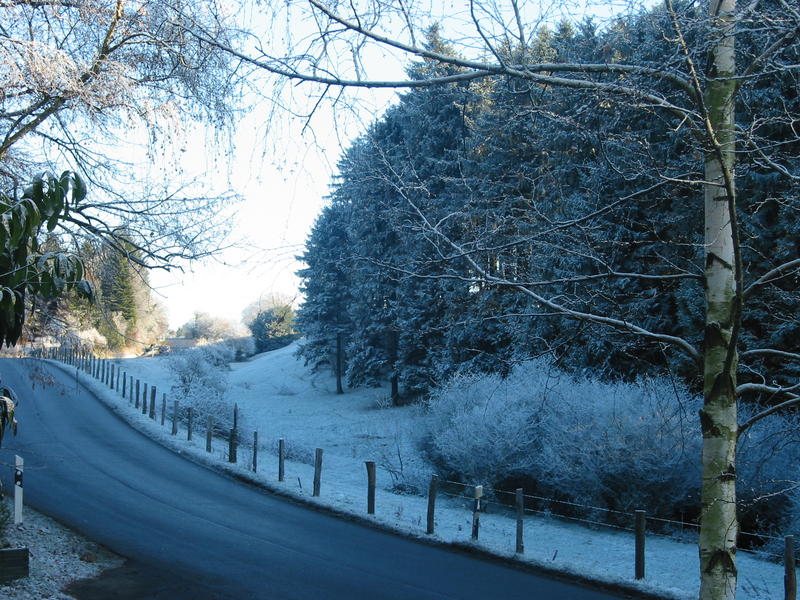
[46,342,786,600]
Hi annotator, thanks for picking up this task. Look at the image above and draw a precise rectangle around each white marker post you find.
[14,455,23,524]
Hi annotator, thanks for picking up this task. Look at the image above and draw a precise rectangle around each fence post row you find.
[312,448,323,497]
[635,510,646,580]
[426,475,438,535]
[53,346,756,588]
[365,461,376,515]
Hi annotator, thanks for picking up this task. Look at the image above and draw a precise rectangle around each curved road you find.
[0,359,627,600]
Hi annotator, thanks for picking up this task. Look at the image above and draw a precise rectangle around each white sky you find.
[148,86,400,330]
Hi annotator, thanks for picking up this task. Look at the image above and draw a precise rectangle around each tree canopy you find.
[1,0,243,270]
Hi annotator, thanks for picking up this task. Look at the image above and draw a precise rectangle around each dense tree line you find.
[296,8,799,404]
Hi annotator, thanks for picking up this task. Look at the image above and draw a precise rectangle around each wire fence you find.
[436,476,789,557]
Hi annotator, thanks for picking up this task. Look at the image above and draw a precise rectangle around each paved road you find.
[0,358,627,600]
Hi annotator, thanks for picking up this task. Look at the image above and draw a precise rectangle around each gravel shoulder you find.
[0,496,122,600]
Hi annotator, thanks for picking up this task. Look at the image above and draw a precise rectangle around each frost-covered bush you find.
[167,342,235,428]
[377,417,434,495]
[736,408,800,541]
[424,359,800,537]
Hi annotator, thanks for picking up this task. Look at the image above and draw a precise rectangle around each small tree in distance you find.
[248,305,298,353]
[177,312,244,341]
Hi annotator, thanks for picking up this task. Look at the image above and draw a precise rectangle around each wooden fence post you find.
[135,379,140,408]
[122,373,127,400]
[426,475,438,534]
[515,488,525,554]
[278,438,285,482]
[171,400,179,435]
[471,485,483,541]
[787,535,797,600]
[252,431,258,472]
[141,383,148,415]
[312,448,323,496]
[149,386,156,420]
[228,427,238,463]
[635,509,646,580]
[206,416,213,452]
[365,461,376,515]
[161,395,166,426]
[187,407,194,441]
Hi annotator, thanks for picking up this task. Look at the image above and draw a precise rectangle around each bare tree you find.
[1,0,244,269]
[194,1,800,598]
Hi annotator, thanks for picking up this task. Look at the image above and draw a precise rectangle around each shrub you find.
[167,342,235,428]
[424,359,800,537]
[249,306,298,353]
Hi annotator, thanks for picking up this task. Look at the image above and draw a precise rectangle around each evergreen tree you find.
[295,201,355,394]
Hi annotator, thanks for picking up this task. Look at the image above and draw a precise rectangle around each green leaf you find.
[76,280,94,301]
[62,171,87,204]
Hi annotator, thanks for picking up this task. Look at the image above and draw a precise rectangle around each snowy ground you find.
[0,497,121,600]
[44,343,788,600]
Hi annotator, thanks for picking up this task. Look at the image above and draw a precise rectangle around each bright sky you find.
[149,86,400,330]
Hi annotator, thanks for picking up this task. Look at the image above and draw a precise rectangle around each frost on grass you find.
[424,359,800,535]
[0,497,121,600]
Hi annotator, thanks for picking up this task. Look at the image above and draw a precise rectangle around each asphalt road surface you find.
[0,358,628,600]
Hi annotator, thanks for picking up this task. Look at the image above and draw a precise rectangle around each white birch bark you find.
[699,1,739,599]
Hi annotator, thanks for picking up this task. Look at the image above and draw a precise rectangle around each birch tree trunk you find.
[699,1,739,598]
